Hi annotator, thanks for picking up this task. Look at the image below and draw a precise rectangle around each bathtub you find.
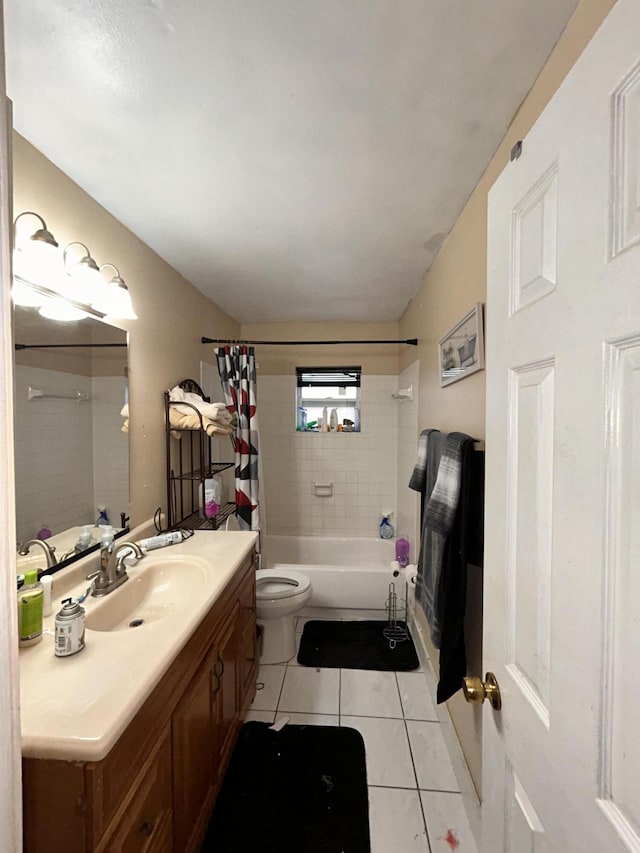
[264,535,396,610]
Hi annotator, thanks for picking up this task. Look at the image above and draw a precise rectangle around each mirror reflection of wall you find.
[13,306,129,552]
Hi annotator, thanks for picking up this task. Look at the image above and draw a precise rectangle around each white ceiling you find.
[5,0,578,323]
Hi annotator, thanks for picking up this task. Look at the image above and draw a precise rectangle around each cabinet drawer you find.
[98,728,172,853]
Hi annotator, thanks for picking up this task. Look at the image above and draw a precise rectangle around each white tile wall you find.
[91,375,130,526]
[259,374,399,537]
[15,365,94,541]
[396,360,420,563]
[14,367,130,542]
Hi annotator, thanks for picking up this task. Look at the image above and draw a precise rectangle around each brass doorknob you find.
[462,672,502,710]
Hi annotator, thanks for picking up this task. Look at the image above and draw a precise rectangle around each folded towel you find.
[168,407,233,438]
[169,385,233,426]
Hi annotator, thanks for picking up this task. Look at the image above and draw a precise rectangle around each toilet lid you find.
[255,569,311,600]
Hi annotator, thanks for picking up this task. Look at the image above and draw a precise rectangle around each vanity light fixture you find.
[11,211,137,322]
[98,264,137,320]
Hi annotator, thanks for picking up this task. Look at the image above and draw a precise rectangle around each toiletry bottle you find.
[17,570,44,647]
[137,531,183,553]
[395,534,410,568]
[74,525,95,553]
[379,515,394,540]
[329,408,338,432]
[322,406,328,431]
[100,526,115,571]
[96,506,110,526]
[41,575,53,617]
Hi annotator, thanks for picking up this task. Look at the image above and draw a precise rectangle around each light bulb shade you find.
[63,242,110,307]
[38,298,88,322]
[69,263,110,307]
[107,281,137,319]
[13,241,64,293]
[96,265,137,319]
[94,280,137,319]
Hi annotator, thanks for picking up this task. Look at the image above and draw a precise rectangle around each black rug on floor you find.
[297,620,420,671]
[202,721,370,853]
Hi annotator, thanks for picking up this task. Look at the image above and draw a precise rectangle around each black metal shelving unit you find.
[165,379,235,530]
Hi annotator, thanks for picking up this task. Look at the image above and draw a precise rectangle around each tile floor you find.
[246,611,478,853]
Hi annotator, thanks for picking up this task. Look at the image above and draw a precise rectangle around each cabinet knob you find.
[138,819,155,836]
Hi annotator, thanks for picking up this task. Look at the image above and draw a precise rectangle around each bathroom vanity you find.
[20,531,258,853]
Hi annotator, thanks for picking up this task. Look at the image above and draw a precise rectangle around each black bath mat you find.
[202,721,370,853]
[297,620,420,671]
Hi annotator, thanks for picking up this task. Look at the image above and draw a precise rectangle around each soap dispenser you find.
[75,525,96,553]
[17,570,44,647]
[99,526,115,571]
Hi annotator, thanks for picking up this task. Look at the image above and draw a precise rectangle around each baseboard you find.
[408,606,482,849]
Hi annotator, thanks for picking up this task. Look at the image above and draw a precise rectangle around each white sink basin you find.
[85,553,211,632]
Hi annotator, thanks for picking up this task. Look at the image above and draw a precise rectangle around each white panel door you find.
[484,1,640,851]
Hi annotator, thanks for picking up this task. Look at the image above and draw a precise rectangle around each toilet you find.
[255,569,312,663]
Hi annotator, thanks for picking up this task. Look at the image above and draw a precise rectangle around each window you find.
[296,367,361,431]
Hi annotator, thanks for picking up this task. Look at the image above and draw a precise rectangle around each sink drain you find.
[129,618,145,628]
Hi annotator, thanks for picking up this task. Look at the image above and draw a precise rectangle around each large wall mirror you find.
[13,306,129,574]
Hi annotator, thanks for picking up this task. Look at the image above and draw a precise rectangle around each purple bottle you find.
[395,535,410,569]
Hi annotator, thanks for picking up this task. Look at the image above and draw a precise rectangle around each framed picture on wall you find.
[438,303,485,387]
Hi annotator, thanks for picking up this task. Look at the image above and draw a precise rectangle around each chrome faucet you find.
[18,539,57,568]
[87,541,144,597]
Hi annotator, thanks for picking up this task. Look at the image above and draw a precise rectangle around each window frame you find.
[295,366,361,432]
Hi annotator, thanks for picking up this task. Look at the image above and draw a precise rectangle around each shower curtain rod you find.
[15,343,127,350]
[202,336,418,346]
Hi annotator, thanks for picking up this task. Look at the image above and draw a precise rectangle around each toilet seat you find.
[255,569,311,600]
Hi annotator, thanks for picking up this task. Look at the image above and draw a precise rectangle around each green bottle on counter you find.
[18,569,44,647]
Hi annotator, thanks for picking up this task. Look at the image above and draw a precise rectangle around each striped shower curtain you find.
[215,345,260,532]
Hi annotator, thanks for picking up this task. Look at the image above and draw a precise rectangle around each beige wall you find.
[241,321,402,375]
[399,0,617,796]
[12,134,240,526]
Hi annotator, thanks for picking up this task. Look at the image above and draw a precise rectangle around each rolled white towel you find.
[169,385,233,425]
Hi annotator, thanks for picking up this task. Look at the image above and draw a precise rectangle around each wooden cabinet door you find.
[98,727,172,853]
[212,602,240,781]
[171,647,217,853]
[237,567,258,711]
[238,615,258,712]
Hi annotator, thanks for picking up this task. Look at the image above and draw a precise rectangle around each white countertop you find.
[19,528,257,762]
